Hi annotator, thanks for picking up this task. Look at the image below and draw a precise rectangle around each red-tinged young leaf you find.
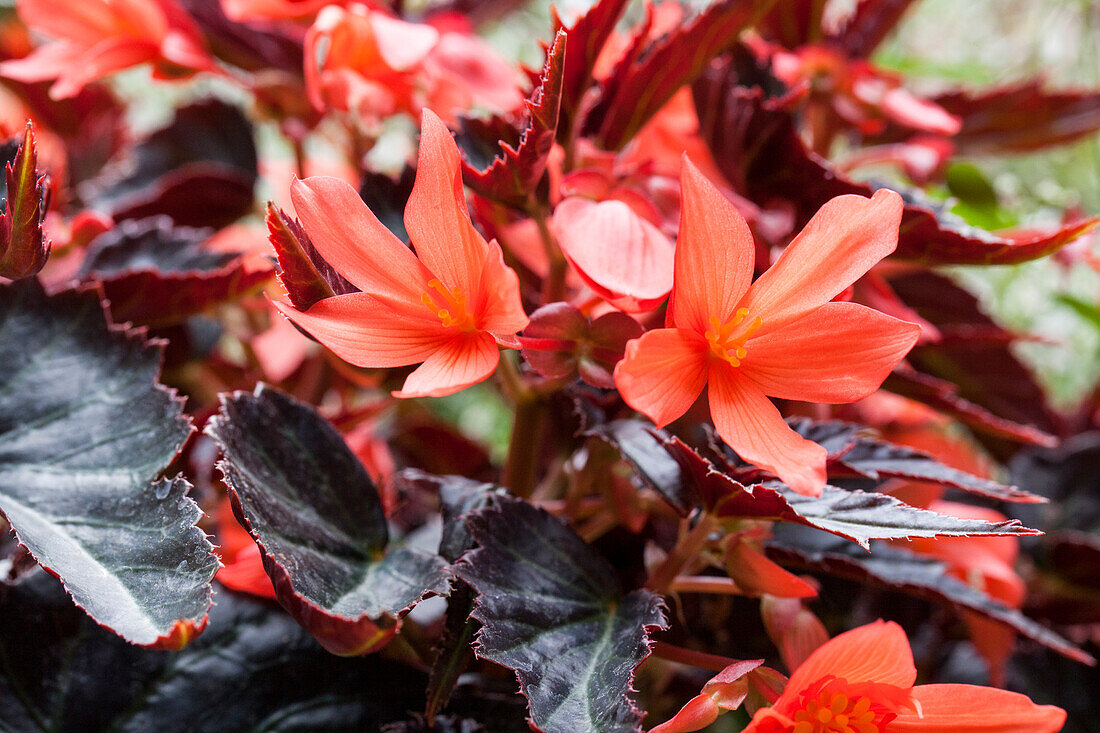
[206,385,450,656]
[267,203,357,310]
[765,528,1095,664]
[551,0,631,145]
[459,32,565,210]
[900,81,1100,154]
[835,0,920,58]
[455,495,668,733]
[0,279,218,648]
[783,418,1044,503]
[888,270,1062,440]
[892,197,1099,264]
[693,57,1100,266]
[586,0,765,150]
[78,217,272,328]
[0,124,49,280]
[82,99,258,228]
[0,572,434,732]
[663,436,1037,550]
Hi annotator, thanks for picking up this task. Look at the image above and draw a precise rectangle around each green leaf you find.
[0,279,217,648]
[456,495,667,733]
[206,385,449,656]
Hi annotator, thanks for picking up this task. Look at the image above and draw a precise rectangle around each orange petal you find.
[475,239,529,337]
[273,293,448,368]
[51,39,161,98]
[741,302,920,403]
[0,43,85,85]
[553,197,674,313]
[648,694,721,733]
[783,620,916,698]
[739,189,903,331]
[707,366,827,496]
[613,328,709,428]
[393,331,500,398]
[670,155,755,332]
[368,12,438,71]
[291,176,433,305]
[724,539,817,598]
[405,109,489,297]
[893,684,1066,732]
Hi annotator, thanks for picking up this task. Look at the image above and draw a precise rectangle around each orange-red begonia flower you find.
[614,157,920,496]
[0,0,214,99]
[741,620,1066,733]
[303,4,520,125]
[273,109,528,398]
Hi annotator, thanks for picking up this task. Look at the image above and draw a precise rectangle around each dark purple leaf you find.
[456,495,667,732]
[460,32,564,209]
[394,470,503,720]
[585,0,764,150]
[0,279,217,648]
[834,436,1043,503]
[266,203,357,310]
[206,385,449,656]
[766,528,1094,664]
[884,368,1058,448]
[587,420,693,515]
[693,55,1099,266]
[664,437,1037,550]
[360,166,417,243]
[81,99,258,228]
[0,571,429,732]
[78,216,272,327]
[778,418,1043,503]
[888,270,1062,440]
[0,124,50,280]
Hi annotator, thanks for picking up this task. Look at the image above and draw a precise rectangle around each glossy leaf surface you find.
[456,495,667,732]
[207,385,449,656]
[0,572,428,732]
[0,279,217,648]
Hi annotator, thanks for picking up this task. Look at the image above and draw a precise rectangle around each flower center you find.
[421,279,476,331]
[704,308,762,366]
[792,688,881,733]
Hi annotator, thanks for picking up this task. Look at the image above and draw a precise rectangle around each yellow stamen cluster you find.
[704,308,763,366]
[792,688,879,733]
[422,278,475,331]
